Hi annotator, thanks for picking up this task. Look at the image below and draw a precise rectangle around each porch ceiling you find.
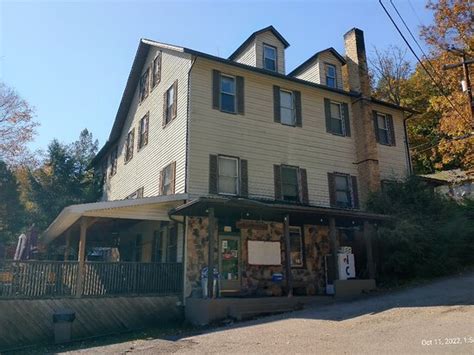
[169,196,390,224]
[43,194,189,244]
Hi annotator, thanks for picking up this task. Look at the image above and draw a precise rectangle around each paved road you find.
[63,273,474,354]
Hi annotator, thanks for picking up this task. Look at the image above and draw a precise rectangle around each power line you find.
[411,133,474,154]
[379,0,471,125]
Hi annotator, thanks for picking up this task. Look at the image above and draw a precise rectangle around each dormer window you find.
[263,44,277,71]
[326,64,337,88]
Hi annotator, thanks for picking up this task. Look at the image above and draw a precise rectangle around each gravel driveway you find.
[62,273,474,354]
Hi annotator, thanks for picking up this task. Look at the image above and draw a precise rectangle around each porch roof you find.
[43,194,188,244]
[169,196,390,224]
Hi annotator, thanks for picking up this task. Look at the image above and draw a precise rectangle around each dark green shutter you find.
[342,103,350,137]
[373,110,380,143]
[212,70,221,110]
[324,98,332,133]
[294,90,302,127]
[209,155,218,194]
[236,76,244,115]
[274,164,282,200]
[351,176,359,209]
[273,86,281,123]
[240,159,248,197]
[299,168,309,204]
[387,114,396,146]
[327,172,336,207]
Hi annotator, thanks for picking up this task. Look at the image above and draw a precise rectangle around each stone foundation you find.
[185,217,332,297]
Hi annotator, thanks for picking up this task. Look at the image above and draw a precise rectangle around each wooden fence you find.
[0,261,182,299]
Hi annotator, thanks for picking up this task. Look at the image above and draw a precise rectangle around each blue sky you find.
[1,0,433,152]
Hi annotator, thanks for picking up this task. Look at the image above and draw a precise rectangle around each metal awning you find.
[169,196,390,225]
[43,194,188,244]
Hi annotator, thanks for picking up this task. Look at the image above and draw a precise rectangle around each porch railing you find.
[0,260,183,299]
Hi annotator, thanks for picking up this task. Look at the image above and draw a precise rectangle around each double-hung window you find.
[326,64,337,88]
[263,44,277,71]
[138,113,149,150]
[289,227,303,267]
[124,129,135,163]
[152,52,161,88]
[161,163,174,195]
[220,75,236,113]
[280,90,295,126]
[164,81,178,126]
[110,147,118,177]
[330,101,344,135]
[218,156,239,195]
[139,69,150,102]
[377,113,390,145]
[281,166,299,202]
[334,174,352,208]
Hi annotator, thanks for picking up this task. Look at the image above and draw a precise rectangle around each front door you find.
[219,235,241,293]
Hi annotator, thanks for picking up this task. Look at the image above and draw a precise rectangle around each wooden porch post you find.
[64,229,71,261]
[329,216,339,281]
[207,208,215,298]
[75,218,88,298]
[363,220,376,279]
[284,214,293,297]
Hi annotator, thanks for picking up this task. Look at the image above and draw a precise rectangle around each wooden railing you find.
[0,261,183,299]
[0,261,79,298]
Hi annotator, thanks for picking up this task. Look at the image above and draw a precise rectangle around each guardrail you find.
[0,260,183,299]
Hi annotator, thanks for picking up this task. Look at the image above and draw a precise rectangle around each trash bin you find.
[53,309,75,344]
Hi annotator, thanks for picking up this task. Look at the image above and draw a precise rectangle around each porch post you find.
[363,220,376,279]
[75,218,88,298]
[329,216,339,281]
[207,208,215,298]
[64,229,71,261]
[283,214,293,297]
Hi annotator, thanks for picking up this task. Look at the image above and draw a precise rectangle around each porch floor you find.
[185,295,333,325]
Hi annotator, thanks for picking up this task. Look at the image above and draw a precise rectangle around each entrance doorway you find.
[219,235,241,293]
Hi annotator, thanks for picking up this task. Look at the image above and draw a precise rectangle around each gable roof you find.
[228,25,290,61]
[288,47,346,77]
[91,34,413,167]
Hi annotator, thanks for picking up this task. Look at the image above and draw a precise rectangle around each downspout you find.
[403,112,415,175]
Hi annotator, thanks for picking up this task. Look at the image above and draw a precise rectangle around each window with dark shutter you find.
[160,162,175,195]
[139,68,150,102]
[240,159,248,197]
[374,111,395,146]
[124,129,135,163]
[325,98,349,136]
[281,166,299,202]
[217,156,239,195]
[209,155,218,194]
[138,113,149,150]
[110,147,118,177]
[163,81,177,126]
[152,52,162,89]
[328,172,358,209]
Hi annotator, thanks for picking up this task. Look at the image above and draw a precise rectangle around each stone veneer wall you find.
[185,217,332,297]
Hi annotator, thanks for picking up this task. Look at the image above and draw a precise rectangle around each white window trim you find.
[334,173,353,208]
[263,44,277,72]
[280,89,296,126]
[166,85,175,122]
[326,63,337,88]
[281,165,300,202]
[162,164,173,195]
[218,155,240,196]
[377,112,390,144]
[219,74,237,113]
[330,100,345,135]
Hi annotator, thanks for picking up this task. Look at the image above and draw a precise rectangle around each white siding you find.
[374,104,410,181]
[187,58,358,208]
[295,51,344,90]
[103,48,192,201]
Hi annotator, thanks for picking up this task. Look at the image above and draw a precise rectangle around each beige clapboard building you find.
[46,26,412,316]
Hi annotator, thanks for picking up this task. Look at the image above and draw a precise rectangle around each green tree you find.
[0,161,25,245]
[28,129,101,230]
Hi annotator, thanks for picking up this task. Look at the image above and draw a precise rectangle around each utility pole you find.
[443,48,474,123]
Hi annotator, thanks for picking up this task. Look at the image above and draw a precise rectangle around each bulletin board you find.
[247,240,281,265]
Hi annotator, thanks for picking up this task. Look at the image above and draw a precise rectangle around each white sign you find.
[248,240,281,265]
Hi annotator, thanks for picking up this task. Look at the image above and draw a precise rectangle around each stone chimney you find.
[343,28,380,205]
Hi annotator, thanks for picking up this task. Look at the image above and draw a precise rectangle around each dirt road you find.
[62,273,474,354]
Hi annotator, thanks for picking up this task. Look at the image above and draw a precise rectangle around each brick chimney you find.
[343,28,380,205]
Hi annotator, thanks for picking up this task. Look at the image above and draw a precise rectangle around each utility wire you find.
[379,0,470,125]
